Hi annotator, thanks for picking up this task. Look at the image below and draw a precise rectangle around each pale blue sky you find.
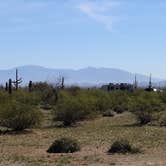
[0,0,166,78]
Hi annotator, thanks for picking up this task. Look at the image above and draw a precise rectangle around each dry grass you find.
[1,111,166,166]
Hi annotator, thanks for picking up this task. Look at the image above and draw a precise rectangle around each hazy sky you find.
[0,0,166,78]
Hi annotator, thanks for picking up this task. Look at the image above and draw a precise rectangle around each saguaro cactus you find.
[149,74,152,89]
[28,80,33,92]
[8,79,12,94]
[12,69,22,90]
[61,77,64,89]
[134,75,138,89]
[5,82,8,91]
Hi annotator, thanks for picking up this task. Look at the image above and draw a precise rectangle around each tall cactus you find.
[8,79,12,94]
[149,74,152,89]
[5,82,8,92]
[28,80,33,92]
[134,75,138,89]
[12,69,22,90]
[61,77,64,89]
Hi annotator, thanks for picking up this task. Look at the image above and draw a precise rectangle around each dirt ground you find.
[0,112,166,166]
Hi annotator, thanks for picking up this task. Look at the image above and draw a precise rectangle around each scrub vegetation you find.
[0,83,166,165]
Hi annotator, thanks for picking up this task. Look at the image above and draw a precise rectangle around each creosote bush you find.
[159,114,166,126]
[31,82,59,106]
[108,139,140,154]
[102,109,115,117]
[53,91,98,126]
[1,85,166,132]
[0,101,42,131]
[53,89,166,126]
[135,111,153,125]
[12,90,41,106]
[53,98,93,126]
[109,91,131,114]
[47,137,80,153]
[113,105,126,114]
[130,92,165,125]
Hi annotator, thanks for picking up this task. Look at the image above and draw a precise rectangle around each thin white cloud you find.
[0,0,120,32]
[76,0,119,30]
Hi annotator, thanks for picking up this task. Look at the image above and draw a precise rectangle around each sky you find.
[0,0,166,78]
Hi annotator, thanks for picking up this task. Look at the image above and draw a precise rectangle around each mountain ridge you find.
[0,65,163,87]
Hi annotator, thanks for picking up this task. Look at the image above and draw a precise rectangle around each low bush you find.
[0,101,42,131]
[108,139,140,154]
[40,103,52,110]
[159,114,166,126]
[92,90,111,112]
[31,82,58,106]
[13,90,41,106]
[135,111,153,125]
[0,92,9,103]
[109,91,131,114]
[41,88,58,107]
[130,93,165,125]
[113,105,126,114]
[53,91,97,126]
[159,92,166,104]
[102,109,115,117]
[47,137,80,153]
[53,99,92,126]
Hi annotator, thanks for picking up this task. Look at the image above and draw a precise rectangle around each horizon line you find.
[0,64,164,80]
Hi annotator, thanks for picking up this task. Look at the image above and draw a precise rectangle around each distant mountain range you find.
[0,65,165,87]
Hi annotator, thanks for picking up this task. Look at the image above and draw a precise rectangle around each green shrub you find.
[91,90,111,112]
[12,90,41,106]
[135,111,153,125]
[108,139,140,154]
[41,88,58,106]
[159,114,166,126]
[40,103,52,110]
[31,82,51,92]
[159,92,166,104]
[47,137,80,153]
[130,93,165,125]
[53,91,97,126]
[0,101,42,131]
[53,98,91,126]
[109,91,131,114]
[113,105,126,114]
[0,92,10,104]
[65,86,81,96]
[102,109,115,117]
[31,82,58,106]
